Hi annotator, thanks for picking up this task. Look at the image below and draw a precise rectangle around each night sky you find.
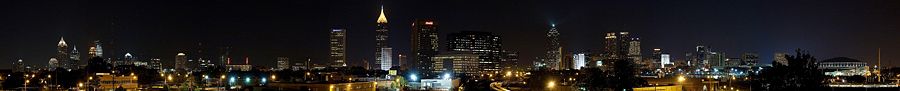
[2,0,899,69]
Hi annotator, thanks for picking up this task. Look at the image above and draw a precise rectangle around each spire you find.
[58,37,67,47]
[377,6,388,23]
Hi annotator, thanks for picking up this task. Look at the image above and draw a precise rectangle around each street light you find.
[547,81,556,88]
[677,76,686,82]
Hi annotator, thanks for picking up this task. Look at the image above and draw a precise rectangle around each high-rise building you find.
[330,28,347,67]
[501,50,519,71]
[741,52,759,66]
[573,53,586,69]
[603,32,638,61]
[448,31,502,73]
[775,52,788,66]
[149,58,162,70]
[122,53,135,66]
[432,52,480,76]
[48,58,58,70]
[379,48,393,70]
[661,54,671,68]
[14,59,25,72]
[411,18,439,75]
[89,40,103,58]
[70,46,80,69]
[651,49,662,69]
[546,24,563,70]
[175,53,187,72]
[56,37,71,70]
[277,57,290,71]
[708,52,726,67]
[374,6,392,71]
[219,47,231,67]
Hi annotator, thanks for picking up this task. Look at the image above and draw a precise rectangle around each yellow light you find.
[271,75,277,80]
[547,81,556,88]
[306,72,311,75]
[130,73,135,76]
[506,71,512,76]
[88,77,93,80]
[221,75,226,79]
[78,83,84,87]
[167,75,173,81]
[677,76,686,82]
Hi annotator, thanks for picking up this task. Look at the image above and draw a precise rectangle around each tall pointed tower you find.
[546,24,563,70]
[57,37,70,69]
[375,6,392,70]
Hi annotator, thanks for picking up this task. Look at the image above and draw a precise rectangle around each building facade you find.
[374,6,391,71]
[432,52,480,76]
[411,18,439,76]
[546,24,563,70]
[447,31,502,73]
[330,28,347,67]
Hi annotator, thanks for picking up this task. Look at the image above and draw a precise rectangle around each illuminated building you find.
[603,32,639,61]
[374,6,392,71]
[546,24,563,70]
[661,54,671,68]
[149,58,162,70]
[741,52,759,66]
[96,73,139,90]
[14,59,24,72]
[277,57,290,70]
[774,52,788,66]
[48,58,58,70]
[379,48,393,71]
[818,57,868,76]
[412,18,439,75]
[56,37,70,69]
[501,50,519,71]
[330,28,347,67]
[651,49,662,69]
[69,45,80,69]
[573,53,586,69]
[448,31,502,73]
[432,52,480,76]
[175,53,187,72]
[89,40,103,57]
[122,53,134,66]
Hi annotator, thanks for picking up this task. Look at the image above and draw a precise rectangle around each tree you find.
[752,49,825,90]
[611,59,646,91]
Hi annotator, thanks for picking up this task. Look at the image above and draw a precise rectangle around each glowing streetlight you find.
[547,81,556,88]
[677,76,686,82]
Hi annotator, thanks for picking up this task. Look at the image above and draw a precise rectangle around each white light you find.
[410,74,418,81]
[443,73,451,79]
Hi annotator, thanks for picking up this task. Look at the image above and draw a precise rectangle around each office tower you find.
[775,52,788,66]
[741,52,759,66]
[123,53,134,66]
[448,31,502,73]
[89,40,103,57]
[277,57,290,70]
[708,52,726,67]
[546,24,563,70]
[374,6,391,71]
[379,48,393,70]
[57,37,70,69]
[501,50,519,71]
[150,58,162,70]
[432,52,480,76]
[411,18,439,75]
[649,49,662,69]
[398,53,406,70]
[15,59,25,72]
[573,53,586,69]
[175,53,187,72]
[48,58,58,70]
[70,46,80,69]
[330,28,347,67]
[604,32,638,61]
[661,54,671,68]
[687,45,712,67]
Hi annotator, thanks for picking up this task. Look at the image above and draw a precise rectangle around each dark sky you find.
[2,0,899,69]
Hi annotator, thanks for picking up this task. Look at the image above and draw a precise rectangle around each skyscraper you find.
[330,28,347,67]
[374,6,391,71]
[57,37,70,69]
[70,45,80,69]
[741,52,759,66]
[14,59,25,72]
[89,40,103,58]
[380,48,393,70]
[175,53,187,72]
[48,58,58,70]
[603,32,638,61]
[277,57,290,70]
[448,31,502,73]
[546,24,563,70]
[651,49,662,69]
[411,18,439,74]
[501,50,519,71]
[573,53,586,69]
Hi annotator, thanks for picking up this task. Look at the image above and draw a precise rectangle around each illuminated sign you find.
[425,21,434,25]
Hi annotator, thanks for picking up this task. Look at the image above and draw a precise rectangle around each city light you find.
[410,74,418,81]
[677,76,686,82]
[547,81,556,88]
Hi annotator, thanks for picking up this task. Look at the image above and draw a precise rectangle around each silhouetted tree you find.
[752,49,825,90]
[611,59,646,91]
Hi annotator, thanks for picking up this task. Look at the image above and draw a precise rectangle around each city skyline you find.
[2,0,900,69]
